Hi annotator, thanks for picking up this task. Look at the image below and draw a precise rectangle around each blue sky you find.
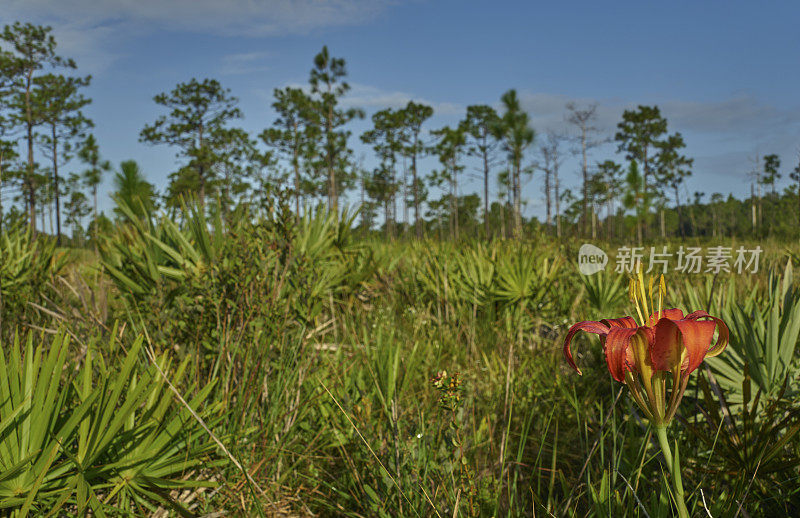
[3,0,800,220]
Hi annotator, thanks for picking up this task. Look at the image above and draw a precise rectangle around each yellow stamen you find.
[629,276,646,327]
[638,269,650,323]
[628,265,651,327]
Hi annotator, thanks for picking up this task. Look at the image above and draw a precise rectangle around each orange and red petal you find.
[563,320,611,374]
[705,316,729,357]
[673,318,719,373]
[683,310,710,320]
[651,318,684,371]
[600,316,637,329]
[647,308,684,325]
[604,327,641,382]
[683,310,730,358]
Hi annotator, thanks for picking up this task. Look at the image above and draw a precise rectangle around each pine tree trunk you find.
[452,167,458,241]
[385,199,392,240]
[544,169,551,230]
[581,127,588,237]
[52,127,62,245]
[729,204,734,237]
[797,180,800,227]
[413,144,421,239]
[199,178,206,210]
[198,124,206,211]
[392,168,397,239]
[0,155,4,237]
[637,215,642,245]
[757,181,762,235]
[713,209,717,237]
[26,70,36,234]
[295,166,301,221]
[508,181,514,239]
[484,152,490,239]
[327,104,337,213]
[513,161,522,238]
[93,186,98,253]
[555,169,561,239]
[402,160,408,236]
[359,172,365,230]
[293,140,301,221]
[499,202,506,240]
[642,153,649,240]
[674,186,684,238]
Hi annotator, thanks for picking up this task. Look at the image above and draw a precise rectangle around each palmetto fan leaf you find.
[0,332,96,514]
[99,197,224,300]
[1,223,68,313]
[493,247,560,311]
[0,330,220,515]
[707,261,800,401]
[580,270,626,317]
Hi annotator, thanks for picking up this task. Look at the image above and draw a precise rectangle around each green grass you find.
[1,208,799,516]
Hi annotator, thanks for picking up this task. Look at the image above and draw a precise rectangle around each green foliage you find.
[0,22,77,233]
[307,45,364,209]
[139,78,243,208]
[111,160,156,221]
[5,191,800,516]
[708,261,800,400]
[259,86,318,216]
[493,89,534,237]
[99,198,223,298]
[0,330,219,515]
[409,240,561,320]
[0,223,67,328]
[581,270,627,317]
[683,369,800,516]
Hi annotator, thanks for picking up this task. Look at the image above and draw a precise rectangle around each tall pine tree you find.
[32,73,92,243]
[0,22,76,232]
[308,46,363,212]
[140,78,241,210]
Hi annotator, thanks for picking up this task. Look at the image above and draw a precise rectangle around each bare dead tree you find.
[538,132,566,236]
[747,152,762,235]
[539,132,567,238]
[566,102,604,238]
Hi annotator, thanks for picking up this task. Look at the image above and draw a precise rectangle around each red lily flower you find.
[564,308,728,381]
[563,273,729,425]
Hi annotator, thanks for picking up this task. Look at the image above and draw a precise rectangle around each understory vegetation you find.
[1,196,799,517]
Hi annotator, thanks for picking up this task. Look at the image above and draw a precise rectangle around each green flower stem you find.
[655,425,689,518]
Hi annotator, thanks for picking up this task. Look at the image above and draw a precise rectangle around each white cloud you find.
[508,90,800,206]
[3,0,397,37]
[513,92,622,141]
[516,90,800,142]
[342,83,463,116]
[220,51,274,75]
[2,0,402,72]
[42,21,126,73]
[259,82,463,116]
[660,95,800,134]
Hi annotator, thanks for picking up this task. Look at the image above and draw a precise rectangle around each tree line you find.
[2,21,799,244]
